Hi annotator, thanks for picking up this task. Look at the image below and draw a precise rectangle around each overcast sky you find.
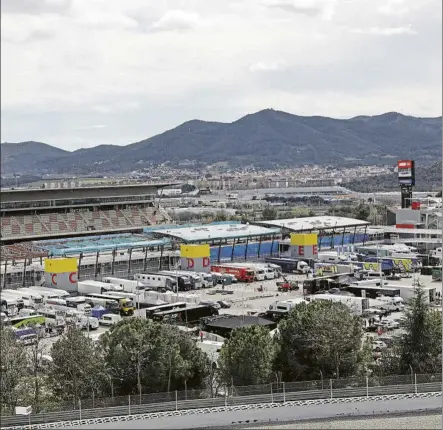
[1,0,441,150]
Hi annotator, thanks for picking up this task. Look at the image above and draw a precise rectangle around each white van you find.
[99,314,122,326]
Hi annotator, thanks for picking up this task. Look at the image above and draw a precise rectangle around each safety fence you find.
[1,373,441,428]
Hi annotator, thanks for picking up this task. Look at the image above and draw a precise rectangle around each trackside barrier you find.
[2,392,442,430]
[1,374,441,428]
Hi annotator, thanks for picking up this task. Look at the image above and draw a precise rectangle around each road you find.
[76,396,442,429]
[244,412,442,429]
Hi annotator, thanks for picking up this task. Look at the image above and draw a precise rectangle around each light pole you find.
[319,370,324,391]
[136,280,140,314]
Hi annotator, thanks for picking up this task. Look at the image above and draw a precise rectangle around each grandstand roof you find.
[1,182,179,203]
[255,216,370,232]
[32,233,170,256]
[145,222,281,243]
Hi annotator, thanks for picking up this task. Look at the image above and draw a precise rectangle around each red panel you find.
[312,245,318,255]
[396,224,415,229]
[398,160,412,169]
[298,246,304,256]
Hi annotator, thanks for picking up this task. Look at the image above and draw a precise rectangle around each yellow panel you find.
[180,244,210,258]
[363,262,380,272]
[290,233,318,246]
[45,258,78,274]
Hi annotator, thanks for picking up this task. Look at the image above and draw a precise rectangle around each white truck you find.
[12,288,44,308]
[269,298,307,312]
[78,280,123,295]
[134,273,177,291]
[393,285,436,304]
[371,296,405,312]
[309,294,369,316]
[102,277,145,294]
[0,291,25,311]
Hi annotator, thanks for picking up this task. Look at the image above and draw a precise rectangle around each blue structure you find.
[318,233,370,249]
[33,233,170,256]
[211,240,280,262]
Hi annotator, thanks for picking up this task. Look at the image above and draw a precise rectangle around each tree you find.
[262,207,277,221]
[181,184,196,193]
[0,329,28,414]
[276,300,364,381]
[214,211,228,222]
[101,318,209,396]
[49,327,106,404]
[218,326,277,387]
[25,332,48,413]
[396,288,442,374]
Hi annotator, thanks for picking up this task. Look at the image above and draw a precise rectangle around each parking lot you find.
[34,273,442,356]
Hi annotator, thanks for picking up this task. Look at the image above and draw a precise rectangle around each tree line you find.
[1,288,440,415]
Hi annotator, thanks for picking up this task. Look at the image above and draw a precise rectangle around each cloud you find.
[150,10,208,32]
[261,0,336,20]
[249,61,287,72]
[76,125,107,130]
[349,26,418,36]
[378,0,410,15]
[1,0,440,150]
[1,0,72,15]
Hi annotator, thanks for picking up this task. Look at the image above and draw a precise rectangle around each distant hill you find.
[346,161,442,192]
[1,141,69,175]
[1,110,441,175]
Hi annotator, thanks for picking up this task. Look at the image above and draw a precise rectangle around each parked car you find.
[217,300,231,309]
[99,314,122,326]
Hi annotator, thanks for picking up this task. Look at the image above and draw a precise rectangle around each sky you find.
[1,0,441,150]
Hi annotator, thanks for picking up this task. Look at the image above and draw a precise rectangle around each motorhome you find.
[134,273,179,291]
[78,280,123,295]
[159,270,203,290]
[27,286,70,300]
[102,277,146,294]
[308,294,369,316]
[269,298,307,312]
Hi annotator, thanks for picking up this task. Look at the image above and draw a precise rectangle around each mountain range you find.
[1,109,441,175]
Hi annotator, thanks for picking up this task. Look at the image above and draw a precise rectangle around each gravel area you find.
[248,412,442,429]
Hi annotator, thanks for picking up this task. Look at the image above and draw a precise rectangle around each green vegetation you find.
[101,318,209,396]
[1,290,441,415]
[218,325,278,386]
[378,288,442,375]
[275,300,365,381]
[50,328,107,404]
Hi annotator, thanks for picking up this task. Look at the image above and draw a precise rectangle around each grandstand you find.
[0,183,177,243]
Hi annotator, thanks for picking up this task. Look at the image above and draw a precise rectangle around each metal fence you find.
[1,373,441,428]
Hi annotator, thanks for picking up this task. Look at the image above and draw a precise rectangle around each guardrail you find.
[2,380,441,428]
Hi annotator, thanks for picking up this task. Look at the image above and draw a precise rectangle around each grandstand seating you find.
[0,206,170,240]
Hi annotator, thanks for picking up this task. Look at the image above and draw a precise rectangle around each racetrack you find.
[75,395,441,429]
[242,412,442,429]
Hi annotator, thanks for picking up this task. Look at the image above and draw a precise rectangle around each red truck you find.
[211,265,255,282]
